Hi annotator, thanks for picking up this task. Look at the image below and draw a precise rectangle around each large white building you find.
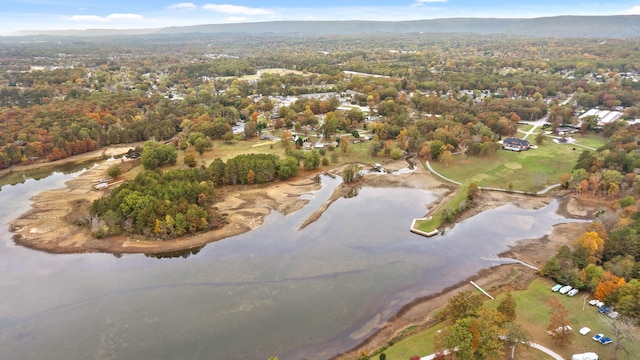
[579,108,623,125]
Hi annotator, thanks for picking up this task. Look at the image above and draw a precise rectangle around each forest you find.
[1,34,640,171]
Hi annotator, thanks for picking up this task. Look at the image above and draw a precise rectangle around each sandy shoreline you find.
[5,152,596,359]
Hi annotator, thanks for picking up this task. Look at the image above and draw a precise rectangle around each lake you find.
[0,163,575,359]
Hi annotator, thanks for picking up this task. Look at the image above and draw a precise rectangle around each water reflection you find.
[0,169,581,360]
[144,246,204,259]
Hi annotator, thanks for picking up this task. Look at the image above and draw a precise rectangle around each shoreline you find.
[9,155,453,255]
[331,199,595,360]
[5,151,597,359]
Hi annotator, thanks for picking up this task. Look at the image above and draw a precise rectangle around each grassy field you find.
[414,184,467,233]
[501,278,639,360]
[568,133,607,149]
[430,140,586,192]
[379,277,639,360]
[517,124,535,133]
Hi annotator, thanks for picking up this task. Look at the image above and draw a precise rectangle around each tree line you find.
[89,151,300,239]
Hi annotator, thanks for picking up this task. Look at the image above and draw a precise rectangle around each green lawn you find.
[431,141,584,192]
[414,184,467,233]
[378,323,445,359]
[570,133,607,150]
[377,277,639,360]
[518,124,535,133]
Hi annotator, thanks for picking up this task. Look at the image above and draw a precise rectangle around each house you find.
[502,138,531,151]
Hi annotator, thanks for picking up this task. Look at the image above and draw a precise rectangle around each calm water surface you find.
[0,164,575,359]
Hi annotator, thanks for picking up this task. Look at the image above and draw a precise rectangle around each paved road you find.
[530,342,565,360]
[420,342,564,360]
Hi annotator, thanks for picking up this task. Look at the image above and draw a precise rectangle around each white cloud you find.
[107,13,143,20]
[621,5,640,14]
[202,4,273,15]
[167,3,198,10]
[66,15,106,22]
[65,13,142,23]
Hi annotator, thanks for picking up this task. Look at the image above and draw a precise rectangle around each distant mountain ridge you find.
[8,15,640,38]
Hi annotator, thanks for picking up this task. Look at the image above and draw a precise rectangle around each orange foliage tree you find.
[594,271,627,302]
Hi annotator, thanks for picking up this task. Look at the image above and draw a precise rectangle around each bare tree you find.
[606,317,636,360]
[503,322,531,360]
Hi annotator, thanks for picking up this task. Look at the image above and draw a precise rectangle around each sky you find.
[2,0,640,34]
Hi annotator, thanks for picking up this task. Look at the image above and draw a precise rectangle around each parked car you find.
[596,301,604,308]
[568,289,579,296]
[600,337,613,345]
[552,284,563,292]
[592,333,604,342]
[599,306,611,315]
[579,327,591,335]
[608,311,619,319]
[559,285,572,294]
[571,352,599,360]
[588,299,600,306]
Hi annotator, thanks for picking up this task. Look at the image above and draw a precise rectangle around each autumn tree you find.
[595,271,627,303]
[281,131,293,149]
[339,136,350,154]
[442,290,483,323]
[440,147,453,167]
[247,169,256,184]
[560,172,571,189]
[472,308,505,359]
[497,292,517,322]
[547,297,574,345]
[577,231,604,265]
[436,309,504,360]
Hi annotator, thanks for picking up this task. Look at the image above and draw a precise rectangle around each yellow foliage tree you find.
[578,231,604,263]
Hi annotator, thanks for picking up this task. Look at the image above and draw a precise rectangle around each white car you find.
[588,299,599,306]
[567,289,579,296]
[579,327,591,335]
[559,285,572,294]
